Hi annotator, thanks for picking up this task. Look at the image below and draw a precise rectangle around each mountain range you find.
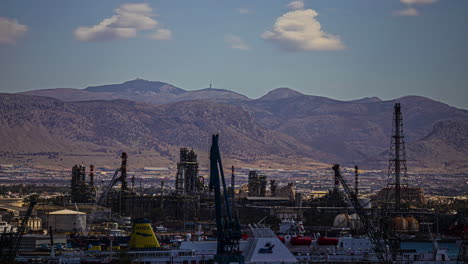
[3,78,467,172]
[21,79,249,104]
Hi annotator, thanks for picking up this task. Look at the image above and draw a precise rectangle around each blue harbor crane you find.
[209,135,244,264]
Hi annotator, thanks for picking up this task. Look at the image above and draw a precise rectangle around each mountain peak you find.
[350,96,382,103]
[124,78,152,84]
[259,87,304,101]
[85,79,185,94]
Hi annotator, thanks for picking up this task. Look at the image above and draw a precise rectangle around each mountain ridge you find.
[11,80,468,172]
[21,79,250,104]
[0,93,327,168]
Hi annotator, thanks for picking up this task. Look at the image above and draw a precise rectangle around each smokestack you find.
[80,165,86,183]
[89,164,94,187]
[354,165,359,197]
[334,168,339,192]
[231,166,235,199]
[121,152,128,191]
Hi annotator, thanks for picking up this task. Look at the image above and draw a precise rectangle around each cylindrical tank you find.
[333,213,350,228]
[405,217,419,233]
[48,209,86,233]
[349,213,362,230]
[392,217,408,232]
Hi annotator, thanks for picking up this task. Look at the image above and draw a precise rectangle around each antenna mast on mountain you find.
[386,103,408,211]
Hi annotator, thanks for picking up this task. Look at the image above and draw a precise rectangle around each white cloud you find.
[395,0,436,17]
[236,8,252,14]
[262,9,344,51]
[225,34,250,51]
[401,0,437,5]
[74,3,171,42]
[150,28,172,40]
[394,7,420,16]
[286,0,305,10]
[0,17,27,45]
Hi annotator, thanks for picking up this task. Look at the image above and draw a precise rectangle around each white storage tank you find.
[333,213,350,228]
[349,213,362,230]
[47,209,86,233]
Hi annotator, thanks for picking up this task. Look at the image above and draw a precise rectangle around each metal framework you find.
[176,148,202,195]
[209,135,244,264]
[332,165,389,264]
[386,103,408,210]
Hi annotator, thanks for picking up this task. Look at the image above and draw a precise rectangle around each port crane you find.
[0,196,37,264]
[84,153,130,236]
[83,167,121,236]
[209,135,244,264]
[332,164,390,264]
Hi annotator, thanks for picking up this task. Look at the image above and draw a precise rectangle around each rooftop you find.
[48,209,86,215]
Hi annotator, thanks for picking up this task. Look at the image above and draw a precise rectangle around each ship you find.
[38,218,298,264]
[43,219,458,264]
[274,219,457,263]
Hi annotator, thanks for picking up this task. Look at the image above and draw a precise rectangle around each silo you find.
[47,209,86,233]
[333,213,350,228]
[349,213,362,230]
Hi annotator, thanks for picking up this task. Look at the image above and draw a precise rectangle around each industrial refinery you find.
[0,103,467,264]
[1,0,468,262]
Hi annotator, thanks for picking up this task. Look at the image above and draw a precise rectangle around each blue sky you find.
[0,0,467,109]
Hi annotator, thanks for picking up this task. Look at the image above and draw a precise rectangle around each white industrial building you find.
[47,209,86,233]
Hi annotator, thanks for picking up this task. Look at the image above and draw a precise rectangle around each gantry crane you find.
[209,135,244,264]
[332,164,390,264]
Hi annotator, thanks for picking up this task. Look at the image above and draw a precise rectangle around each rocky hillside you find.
[237,93,468,165]
[407,120,468,169]
[0,93,322,167]
[364,119,468,171]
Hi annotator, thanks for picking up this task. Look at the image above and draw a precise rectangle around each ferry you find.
[19,218,460,264]
[42,219,297,264]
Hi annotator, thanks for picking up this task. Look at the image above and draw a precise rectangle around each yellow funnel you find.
[88,244,102,251]
[129,218,161,249]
